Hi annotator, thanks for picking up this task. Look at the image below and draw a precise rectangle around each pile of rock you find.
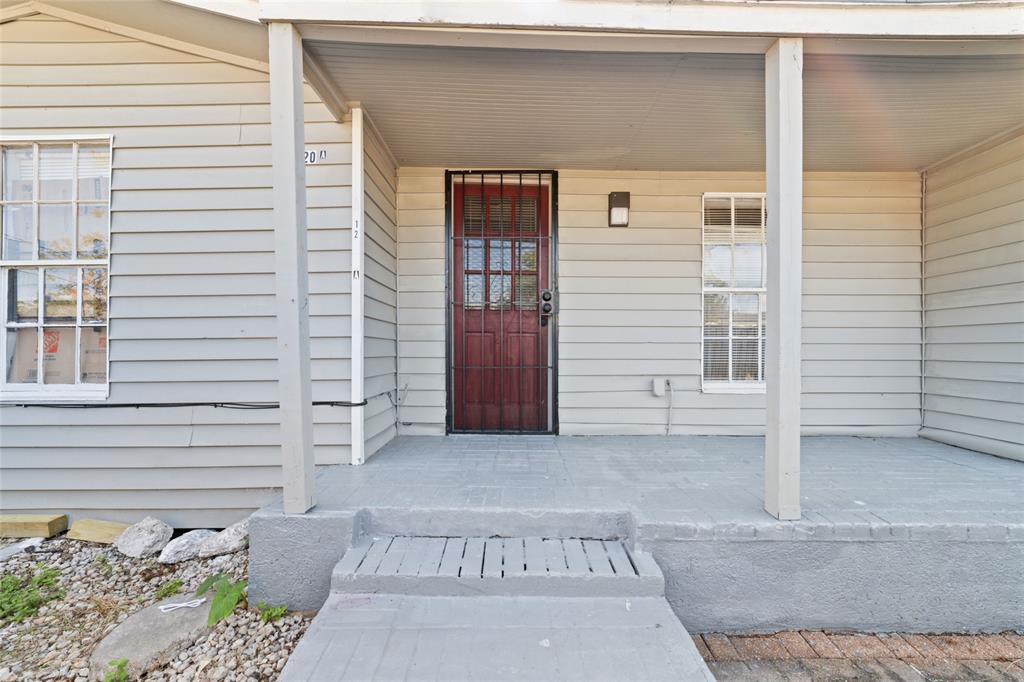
[112,517,249,564]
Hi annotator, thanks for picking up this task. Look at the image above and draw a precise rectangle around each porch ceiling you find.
[306,40,1024,171]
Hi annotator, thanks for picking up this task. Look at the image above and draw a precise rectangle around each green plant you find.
[155,578,183,600]
[103,658,129,682]
[0,565,64,624]
[93,554,113,577]
[256,601,288,623]
[196,573,247,627]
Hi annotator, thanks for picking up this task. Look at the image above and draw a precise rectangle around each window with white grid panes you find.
[701,193,766,392]
[1,139,110,399]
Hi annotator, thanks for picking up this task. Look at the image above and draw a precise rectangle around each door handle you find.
[539,289,554,326]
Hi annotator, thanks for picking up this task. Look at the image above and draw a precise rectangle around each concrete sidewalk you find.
[281,593,715,681]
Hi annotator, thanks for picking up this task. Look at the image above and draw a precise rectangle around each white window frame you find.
[0,135,112,402]
[701,192,767,394]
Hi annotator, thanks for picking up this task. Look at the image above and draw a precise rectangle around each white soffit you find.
[304,40,1024,171]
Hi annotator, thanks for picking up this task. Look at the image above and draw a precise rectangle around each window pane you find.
[489,239,512,271]
[516,241,537,271]
[39,204,73,259]
[732,294,759,336]
[42,327,75,384]
[489,196,512,231]
[734,196,763,242]
[463,274,483,308]
[488,274,511,309]
[82,267,107,322]
[80,326,107,384]
[78,144,110,201]
[43,267,77,323]
[703,293,729,337]
[2,204,34,260]
[703,338,729,381]
[703,196,731,232]
[2,146,34,201]
[464,237,483,270]
[6,268,38,322]
[39,145,73,201]
[77,204,109,258]
[5,328,37,383]
[515,197,537,233]
[703,244,732,288]
[733,243,763,288]
[732,338,760,382]
[462,194,483,232]
[515,274,538,310]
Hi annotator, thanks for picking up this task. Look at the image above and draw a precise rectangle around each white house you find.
[0,0,1021,530]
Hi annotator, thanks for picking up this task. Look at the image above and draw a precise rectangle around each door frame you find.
[443,170,559,435]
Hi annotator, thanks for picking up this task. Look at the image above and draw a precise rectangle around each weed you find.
[256,601,288,623]
[90,595,119,618]
[102,658,129,682]
[155,578,183,600]
[93,554,113,577]
[0,565,64,624]
[196,573,247,627]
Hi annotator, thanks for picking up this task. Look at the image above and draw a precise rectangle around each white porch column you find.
[269,22,315,513]
[350,105,366,465]
[764,37,803,520]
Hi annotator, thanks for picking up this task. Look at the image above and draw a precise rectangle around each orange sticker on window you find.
[43,330,60,354]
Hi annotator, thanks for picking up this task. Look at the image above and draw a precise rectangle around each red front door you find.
[451,175,553,432]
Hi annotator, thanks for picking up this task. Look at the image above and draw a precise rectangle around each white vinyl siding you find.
[921,130,1024,461]
[363,123,399,456]
[0,13,354,525]
[395,167,447,434]
[396,168,922,436]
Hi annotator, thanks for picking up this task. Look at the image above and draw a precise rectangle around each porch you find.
[262,17,1024,526]
[249,435,1024,632]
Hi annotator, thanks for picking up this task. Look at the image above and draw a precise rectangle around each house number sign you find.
[304,149,326,164]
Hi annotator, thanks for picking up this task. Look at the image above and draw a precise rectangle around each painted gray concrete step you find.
[281,593,716,681]
[332,536,665,597]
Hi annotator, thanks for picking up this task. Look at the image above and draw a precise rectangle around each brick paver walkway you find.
[697,632,1024,681]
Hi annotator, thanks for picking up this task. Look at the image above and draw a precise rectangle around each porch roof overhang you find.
[299,34,1023,171]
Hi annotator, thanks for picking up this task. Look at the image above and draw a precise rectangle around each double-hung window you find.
[1,138,111,400]
[701,193,766,392]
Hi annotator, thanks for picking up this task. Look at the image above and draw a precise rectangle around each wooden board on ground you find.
[0,513,68,538]
[67,518,131,544]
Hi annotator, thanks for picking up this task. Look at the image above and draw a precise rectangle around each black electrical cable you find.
[1,400,367,409]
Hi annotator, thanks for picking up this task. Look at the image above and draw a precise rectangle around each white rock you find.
[158,529,216,564]
[114,516,174,558]
[0,537,43,563]
[197,518,249,558]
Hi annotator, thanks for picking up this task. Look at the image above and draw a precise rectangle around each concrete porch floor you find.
[249,436,1023,633]
[315,435,1024,528]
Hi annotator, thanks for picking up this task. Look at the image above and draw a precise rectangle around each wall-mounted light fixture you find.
[608,191,630,227]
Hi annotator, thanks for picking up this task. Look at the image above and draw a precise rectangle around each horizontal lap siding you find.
[396,168,447,434]
[922,131,1024,461]
[0,15,353,525]
[395,167,921,436]
[363,125,399,455]
[558,170,922,435]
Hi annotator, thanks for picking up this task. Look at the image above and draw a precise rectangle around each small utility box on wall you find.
[608,191,630,227]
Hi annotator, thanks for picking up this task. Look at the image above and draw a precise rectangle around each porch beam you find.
[269,21,316,513]
[295,25,1024,57]
[260,1,1022,39]
[764,37,803,521]
[350,104,366,465]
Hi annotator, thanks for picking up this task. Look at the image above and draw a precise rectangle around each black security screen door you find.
[447,171,557,433]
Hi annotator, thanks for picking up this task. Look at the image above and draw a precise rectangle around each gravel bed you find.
[0,534,311,681]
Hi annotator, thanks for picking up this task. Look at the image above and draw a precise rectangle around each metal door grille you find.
[446,171,557,434]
